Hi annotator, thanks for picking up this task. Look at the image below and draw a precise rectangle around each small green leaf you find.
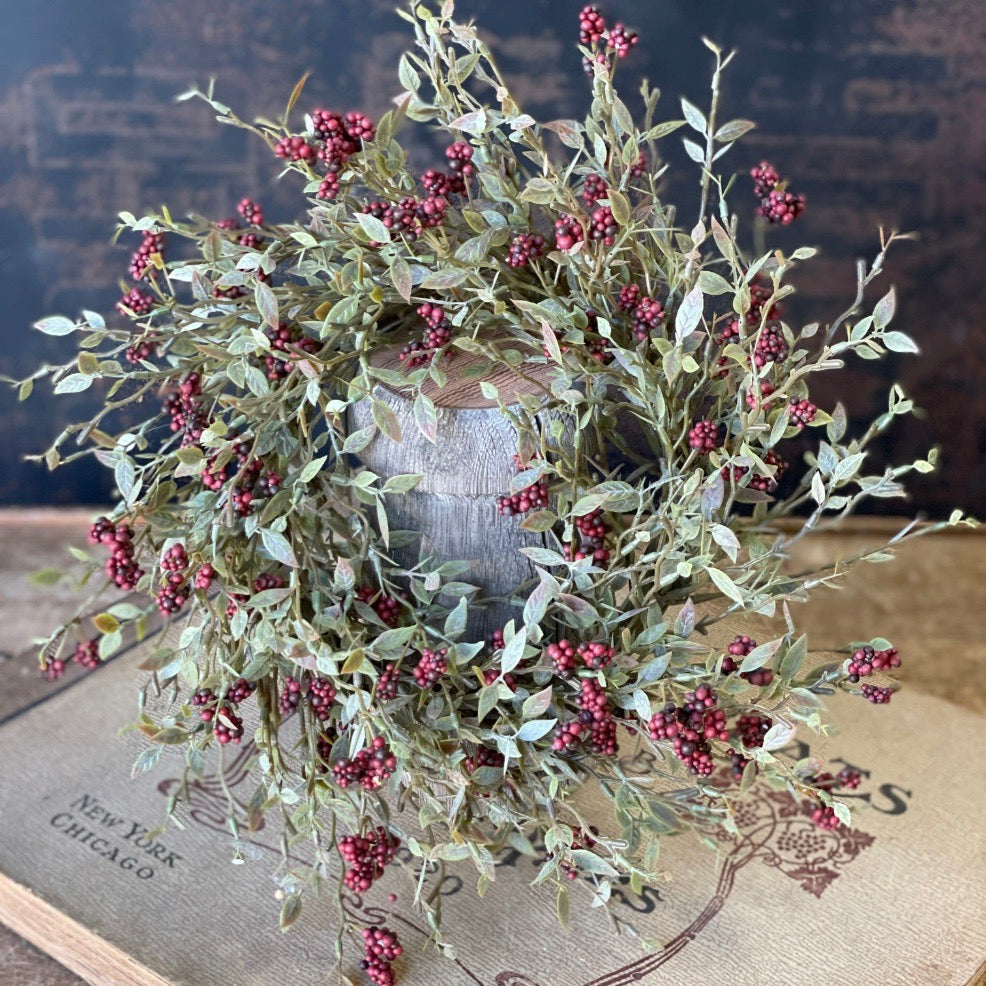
[680,97,708,134]
[444,597,468,639]
[709,524,740,562]
[675,285,704,341]
[391,255,413,302]
[607,188,631,227]
[707,567,743,603]
[519,510,557,532]
[519,177,556,205]
[739,637,783,673]
[30,567,64,587]
[882,330,919,354]
[873,286,896,329]
[501,627,526,674]
[356,213,391,243]
[279,895,302,931]
[260,529,298,568]
[54,373,93,395]
[448,108,487,134]
[682,138,705,163]
[254,280,279,329]
[517,718,556,742]
[522,685,554,719]
[372,400,403,443]
[713,118,755,142]
[34,316,77,336]
[92,612,121,634]
[413,391,438,443]
[297,456,327,483]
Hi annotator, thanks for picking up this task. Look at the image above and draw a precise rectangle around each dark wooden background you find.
[1,0,983,516]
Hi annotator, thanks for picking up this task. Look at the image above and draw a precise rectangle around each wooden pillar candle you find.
[348,346,556,641]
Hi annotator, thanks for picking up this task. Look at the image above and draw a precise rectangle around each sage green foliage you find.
[20,0,971,946]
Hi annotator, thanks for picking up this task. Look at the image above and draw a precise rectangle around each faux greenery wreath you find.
[17,2,972,980]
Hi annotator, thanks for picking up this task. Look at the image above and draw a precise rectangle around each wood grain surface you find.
[0,508,983,984]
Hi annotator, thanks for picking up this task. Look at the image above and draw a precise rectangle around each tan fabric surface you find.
[1,512,984,985]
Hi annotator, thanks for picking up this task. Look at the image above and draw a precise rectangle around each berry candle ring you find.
[22,2,972,981]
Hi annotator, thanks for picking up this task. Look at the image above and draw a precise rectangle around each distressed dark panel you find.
[0,0,983,516]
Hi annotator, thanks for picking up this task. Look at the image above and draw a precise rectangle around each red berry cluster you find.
[648,685,728,776]
[482,667,518,691]
[264,321,319,380]
[332,736,397,790]
[446,139,474,175]
[688,419,721,454]
[577,640,615,670]
[275,134,318,163]
[565,507,611,565]
[117,287,155,317]
[618,285,665,342]
[750,161,780,200]
[89,516,144,591]
[412,647,448,688]
[719,635,772,685]
[751,160,805,225]
[746,380,776,412]
[721,449,786,495]
[607,22,638,57]
[226,572,286,618]
[735,712,771,748]
[847,645,901,683]
[361,926,403,986]
[629,150,648,178]
[588,205,619,246]
[753,323,789,367]
[578,5,607,44]
[399,303,452,368]
[192,691,245,745]
[801,767,862,829]
[156,543,190,615]
[760,188,806,225]
[163,373,210,449]
[618,283,641,312]
[788,397,817,429]
[505,232,546,269]
[464,744,506,773]
[578,6,638,73]
[356,585,402,628]
[125,337,156,365]
[362,197,431,245]
[726,748,752,782]
[581,173,608,207]
[308,677,337,720]
[579,678,617,755]
[128,231,165,281]
[72,639,101,671]
[237,197,264,225]
[278,675,303,715]
[376,663,400,700]
[496,454,550,516]
[554,214,585,252]
[552,720,584,751]
[40,652,67,681]
[361,143,469,246]
[194,563,216,590]
[546,639,577,677]
[339,826,400,893]
[860,683,895,704]
[226,677,256,705]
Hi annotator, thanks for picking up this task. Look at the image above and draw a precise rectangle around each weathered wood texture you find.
[349,348,555,641]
